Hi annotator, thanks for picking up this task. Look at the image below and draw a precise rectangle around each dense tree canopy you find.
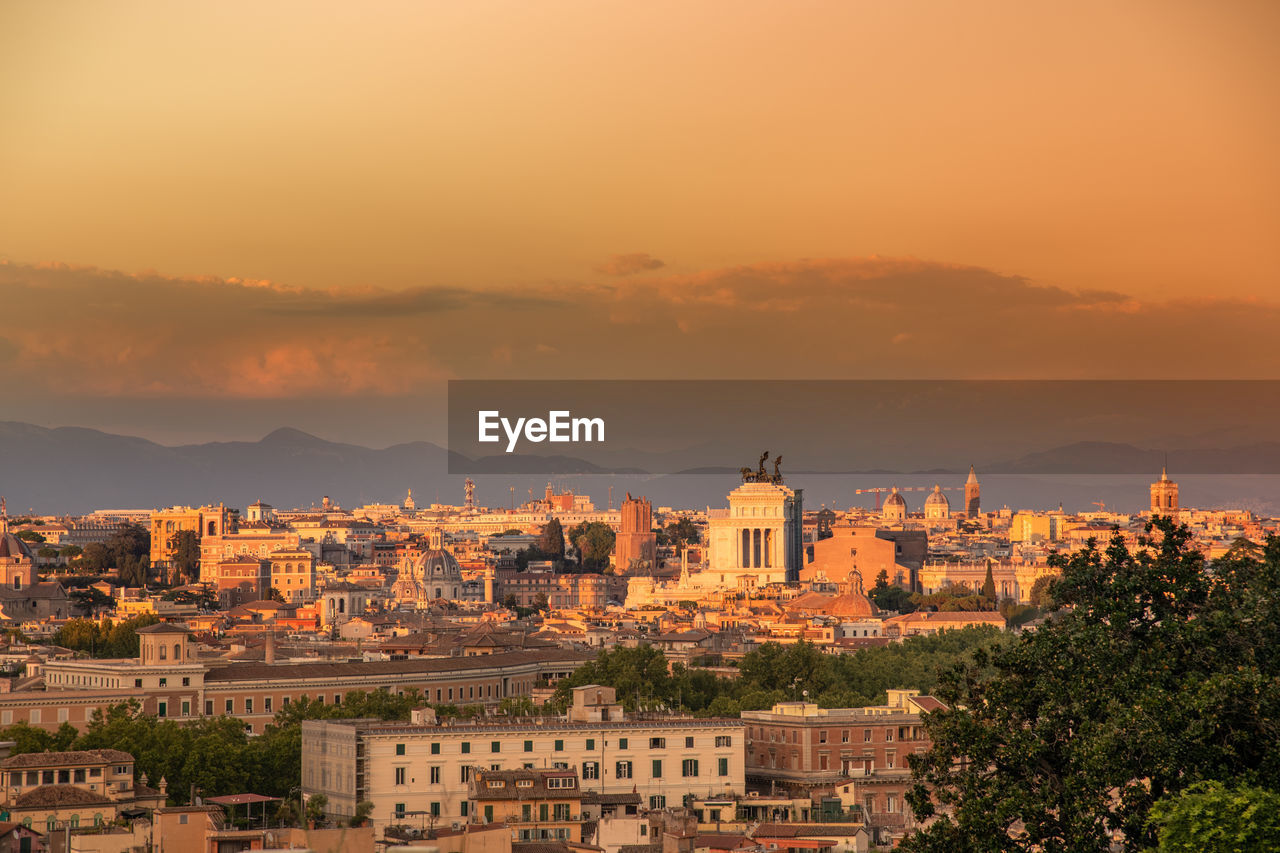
[52,613,160,657]
[537,518,566,560]
[568,521,615,571]
[902,521,1280,853]
[551,629,1003,716]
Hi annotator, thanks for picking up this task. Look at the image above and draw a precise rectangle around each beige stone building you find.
[302,685,746,830]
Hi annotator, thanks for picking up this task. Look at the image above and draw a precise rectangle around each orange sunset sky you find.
[1,1,1278,445]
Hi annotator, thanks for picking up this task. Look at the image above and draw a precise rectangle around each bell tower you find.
[964,465,981,516]
[1150,466,1179,515]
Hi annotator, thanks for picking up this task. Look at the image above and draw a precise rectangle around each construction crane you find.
[1091,501,1107,512]
[853,484,964,510]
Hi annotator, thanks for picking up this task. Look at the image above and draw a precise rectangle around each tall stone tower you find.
[615,493,656,572]
[1150,466,1179,515]
[965,465,981,516]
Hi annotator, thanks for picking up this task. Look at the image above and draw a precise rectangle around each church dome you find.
[884,490,907,508]
[0,531,32,561]
[822,588,880,619]
[924,485,948,507]
[417,548,462,580]
[393,535,463,602]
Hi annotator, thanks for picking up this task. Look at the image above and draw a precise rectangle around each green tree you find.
[305,792,328,827]
[168,530,201,583]
[71,587,115,617]
[871,569,917,613]
[350,799,375,827]
[1147,781,1280,852]
[666,518,700,548]
[569,521,615,571]
[980,562,996,600]
[1028,574,1056,609]
[902,522,1280,853]
[537,518,566,560]
[59,544,83,559]
[16,530,45,543]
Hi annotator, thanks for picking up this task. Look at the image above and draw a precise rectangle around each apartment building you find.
[469,768,583,842]
[21,626,592,734]
[302,685,746,830]
[741,692,945,836]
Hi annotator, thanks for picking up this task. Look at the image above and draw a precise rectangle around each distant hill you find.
[3,422,1280,514]
[988,440,1280,474]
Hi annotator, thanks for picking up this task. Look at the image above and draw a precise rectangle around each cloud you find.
[0,256,1276,406]
[594,252,666,276]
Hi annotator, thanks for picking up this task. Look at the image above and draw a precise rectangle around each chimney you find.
[265,631,276,664]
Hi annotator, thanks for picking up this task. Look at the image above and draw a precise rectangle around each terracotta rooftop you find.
[2,749,133,769]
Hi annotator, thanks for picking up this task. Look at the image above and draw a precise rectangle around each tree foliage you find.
[902,521,1280,853]
[552,631,1002,716]
[52,613,161,657]
[1147,781,1280,852]
[568,521,615,571]
[537,518,566,560]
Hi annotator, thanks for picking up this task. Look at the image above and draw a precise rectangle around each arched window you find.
[159,644,167,661]
[173,643,181,661]
[94,813,103,827]
[338,599,345,613]
[47,816,57,832]
[70,815,80,828]
[208,521,216,536]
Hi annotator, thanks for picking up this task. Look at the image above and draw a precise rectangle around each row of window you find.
[392,757,731,787]
[393,735,733,755]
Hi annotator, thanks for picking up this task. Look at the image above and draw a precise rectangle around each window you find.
[864,729,872,742]
[484,805,494,823]
[539,804,549,822]
[522,804,532,821]
[652,759,663,778]
[491,741,501,753]
[396,744,406,756]
[682,758,699,777]
[616,761,633,779]
[264,697,272,713]
[157,702,167,717]
[461,801,470,817]
[618,738,628,749]
[554,804,571,821]
[396,803,407,818]
[685,736,694,748]
[524,740,534,752]
[886,795,897,814]
[649,737,665,749]
[134,679,143,689]
[715,736,732,747]
[649,795,666,809]
[181,700,191,716]
[244,699,253,714]
[554,739,564,751]
[431,743,441,755]
[819,730,827,743]
[546,776,575,789]
[461,742,471,754]
[182,677,190,687]
[586,738,595,751]
[583,761,599,779]
[486,780,506,789]
[718,757,729,776]
[159,677,167,687]
[430,766,441,784]
[461,767,472,783]
[225,699,234,714]
[517,779,534,789]
[395,767,406,785]
[842,730,850,743]
[885,729,894,742]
